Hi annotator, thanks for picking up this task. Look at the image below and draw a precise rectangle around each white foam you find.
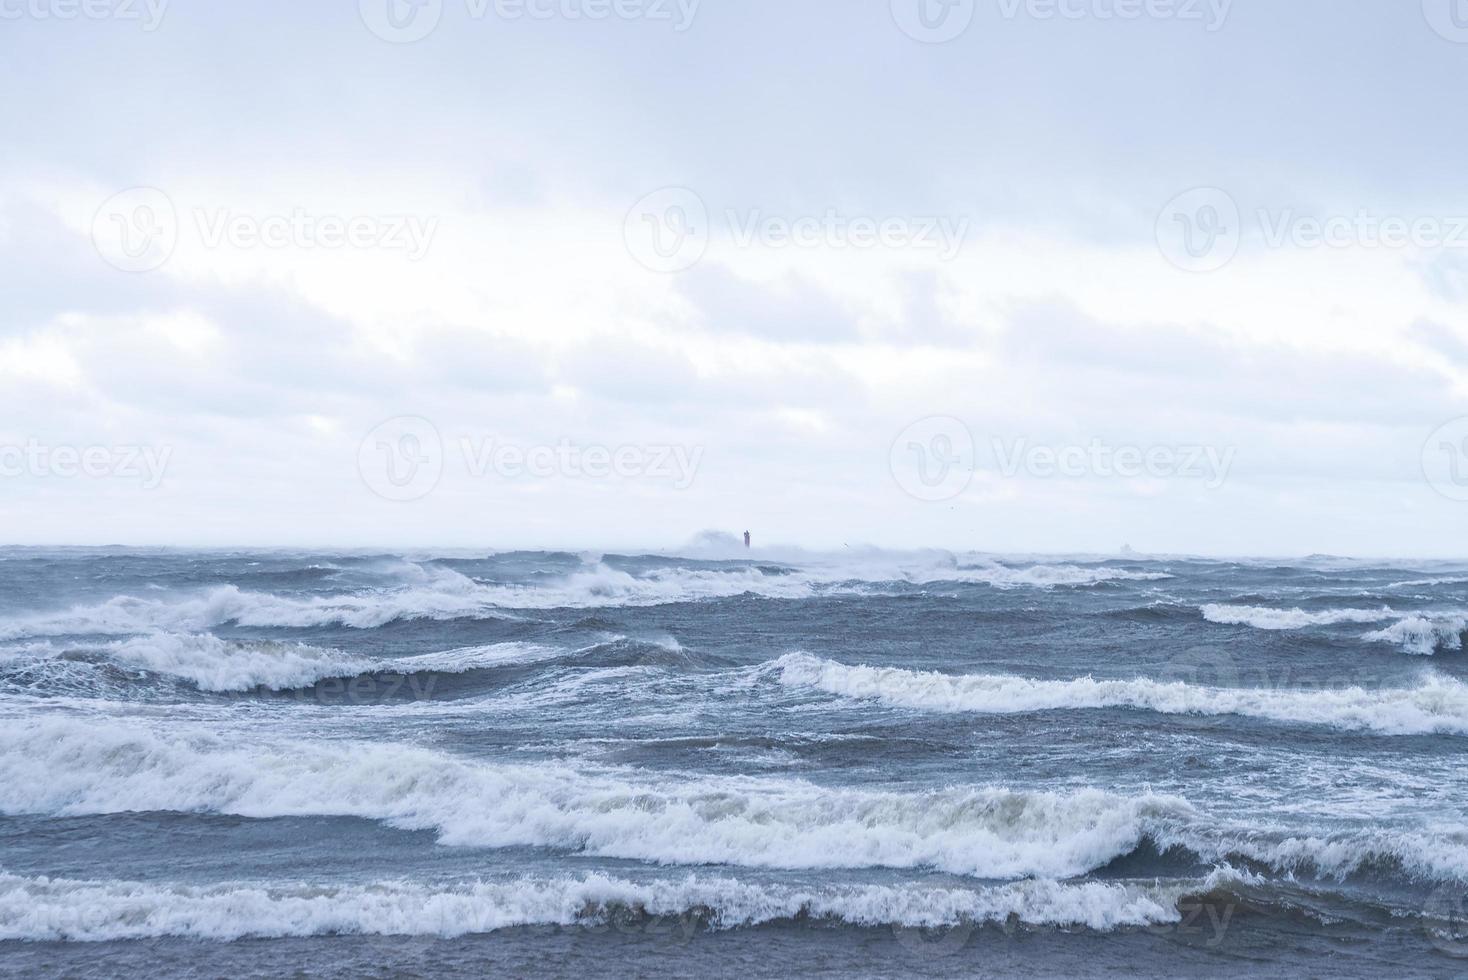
[3,719,1464,886]
[0,567,503,638]
[0,870,1210,942]
[1202,604,1468,655]
[0,556,1171,637]
[1200,604,1395,630]
[0,635,561,693]
[0,717,1194,880]
[770,653,1468,735]
[1362,616,1468,656]
[1387,576,1468,588]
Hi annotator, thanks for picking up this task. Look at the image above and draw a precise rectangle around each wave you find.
[1387,576,1468,589]
[1362,616,1468,657]
[0,635,564,694]
[0,557,1172,638]
[0,869,1242,942]
[0,572,516,639]
[1201,604,1468,655]
[769,653,1468,735]
[4,719,1466,886]
[0,718,1192,880]
[397,558,1166,609]
[1200,605,1395,630]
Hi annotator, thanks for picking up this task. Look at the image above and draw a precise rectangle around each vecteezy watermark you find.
[357,416,704,501]
[890,417,976,502]
[890,0,976,43]
[890,875,986,959]
[891,0,1230,42]
[726,210,968,260]
[890,419,1235,501]
[359,416,445,502]
[1423,0,1468,43]
[1156,187,1241,273]
[1160,645,1391,695]
[1257,209,1468,251]
[1426,885,1468,957]
[996,0,1232,29]
[1423,416,1468,503]
[1157,187,1468,272]
[0,440,172,489]
[0,0,168,30]
[92,187,178,273]
[359,0,699,43]
[92,187,439,273]
[625,187,708,273]
[237,672,442,705]
[992,438,1235,488]
[192,208,437,259]
[1144,896,1236,947]
[460,438,703,488]
[625,187,970,272]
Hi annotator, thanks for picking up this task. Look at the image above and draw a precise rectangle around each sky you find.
[2,0,1468,556]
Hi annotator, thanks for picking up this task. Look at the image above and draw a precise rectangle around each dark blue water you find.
[2,546,1468,977]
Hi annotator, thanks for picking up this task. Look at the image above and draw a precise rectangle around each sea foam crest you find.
[770,652,1468,735]
[1201,604,1468,655]
[0,556,1171,638]
[0,870,1221,942]
[0,718,1193,880]
[0,635,563,693]
[4,719,1466,885]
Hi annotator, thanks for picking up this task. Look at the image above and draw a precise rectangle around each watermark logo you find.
[0,0,169,30]
[891,417,976,502]
[997,0,1232,30]
[358,416,444,502]
[625,187,708,273]
[1423,0,1468,43]
[359,0,443,43]
[0,440,172,489]
[461,438,702,489]
[1159,189,1468,272]
[891,875,984,958]
[1158,646,1241,688]
[361,0,699,41]
[1426,885,1468,957]
[890,0,975,43]
[992,438,1235,488]
[91,187,439,271]
[625,188,970,272]
[192,208,437,259]
[1156,187,1240,273]
[358,419,704,500]
[1258,209,1468,251]
[92,187,178,273]
[1144,895,1236,946]
[727,209,968,260]
[1423,416,1468,502]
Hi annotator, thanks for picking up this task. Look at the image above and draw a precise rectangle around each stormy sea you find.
[3,543,1468,977]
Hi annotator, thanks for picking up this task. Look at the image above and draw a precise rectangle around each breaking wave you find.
[0,718,1194,880]
[4,719,1467,886]
[0,869,1238,942]
[769,653,1468,735]
[1362,616,1468,657]
[0,635,564,694]
[0,557,1170,637]
[1201,604,1468,655]
[1200,605,1395,630]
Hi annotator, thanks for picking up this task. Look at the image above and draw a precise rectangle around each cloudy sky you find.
[3,0,1468,556]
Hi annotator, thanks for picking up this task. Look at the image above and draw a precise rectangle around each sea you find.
[2,543,1468,978]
